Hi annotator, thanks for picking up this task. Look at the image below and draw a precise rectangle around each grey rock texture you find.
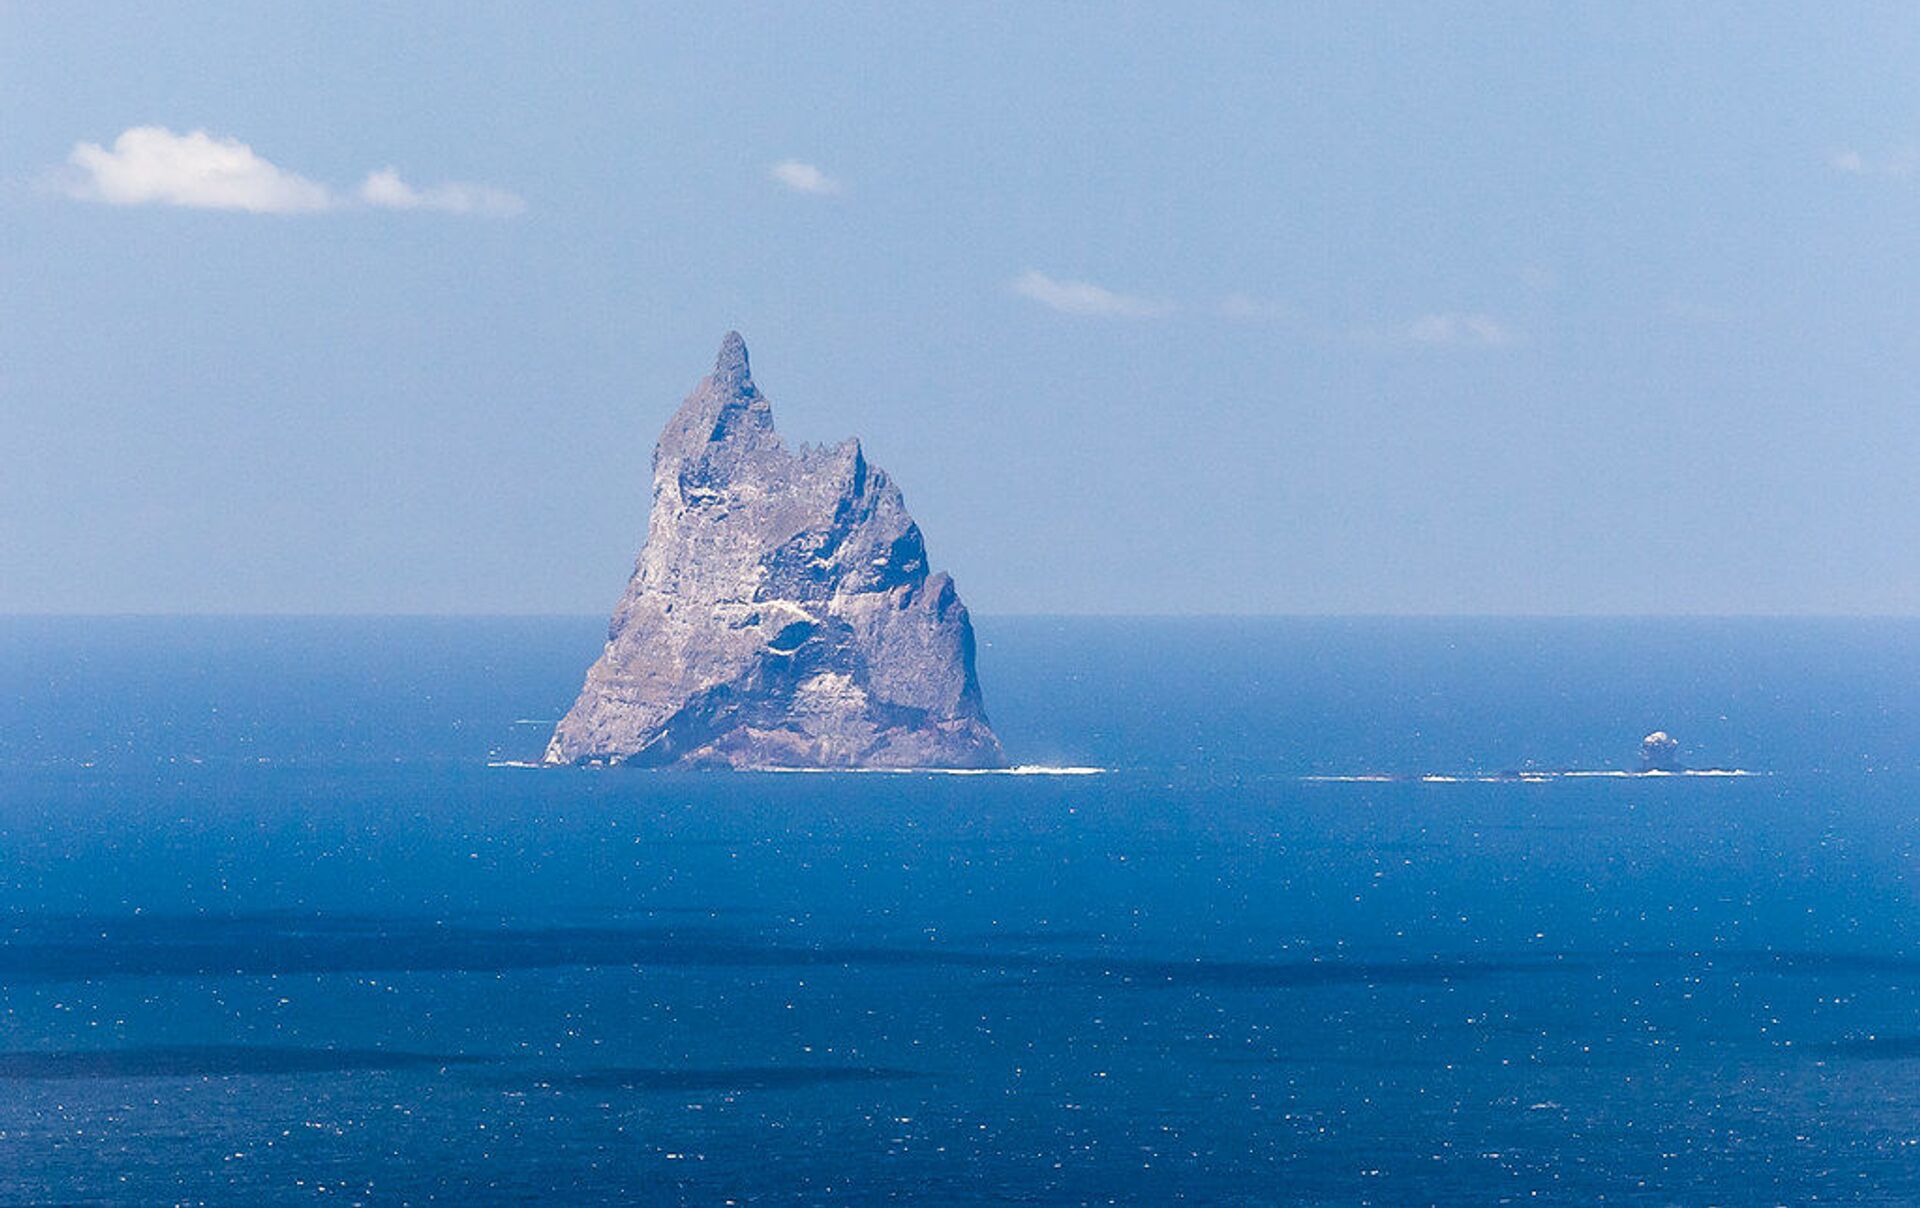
[1638,731,1682,772]
[545,332,1005,769]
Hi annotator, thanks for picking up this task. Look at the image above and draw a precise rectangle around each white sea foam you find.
[1307,768,1763,784]
[758,764,1105,777]
[1301,774,1398,783]
[1561,768,1760,778]
[491,761,1105,775]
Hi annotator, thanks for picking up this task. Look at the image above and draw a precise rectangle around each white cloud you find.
[61,126,332,213]
[769,160,843,195]
[358,167,525,216]
[1405,312,1514,347]
[1829,146,1917,178]
[1011,270,1171,318]
[55,126,522,217]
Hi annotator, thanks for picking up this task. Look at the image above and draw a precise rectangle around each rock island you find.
[545,333,1005,770]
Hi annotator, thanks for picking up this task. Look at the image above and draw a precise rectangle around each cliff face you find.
[544,333,1005,769]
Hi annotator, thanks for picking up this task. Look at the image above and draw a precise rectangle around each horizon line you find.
[9,611,1920,622]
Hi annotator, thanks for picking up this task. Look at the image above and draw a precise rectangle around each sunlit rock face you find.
[545,333,1004,770]
[1639,731,1682,773]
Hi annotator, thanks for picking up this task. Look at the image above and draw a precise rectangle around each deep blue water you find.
[5,617,1920,1203]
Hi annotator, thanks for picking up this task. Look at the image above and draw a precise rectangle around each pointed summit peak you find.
[657,330,777,460]
[711,330,752,391]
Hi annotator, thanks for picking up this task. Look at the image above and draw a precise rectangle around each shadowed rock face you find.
[1639,730,1682,772]
[545,333,1004,769]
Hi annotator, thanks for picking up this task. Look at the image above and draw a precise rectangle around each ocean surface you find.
[5,616,1920,1204]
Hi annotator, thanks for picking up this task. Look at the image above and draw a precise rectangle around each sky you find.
[5,2,1920,615]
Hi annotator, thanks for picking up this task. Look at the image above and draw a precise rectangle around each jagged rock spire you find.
[711,330,751,391]
[657,331,777,460]
[547,331,1003,770]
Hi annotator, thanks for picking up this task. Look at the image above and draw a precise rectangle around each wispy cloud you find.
[1013,273,1508,340]
[769,159,843,195]
[358,167,525,216]
[54,126,523,216]
[1011,270,1171,318]
[1404,312,1515,347]
[1829,146,1917,178]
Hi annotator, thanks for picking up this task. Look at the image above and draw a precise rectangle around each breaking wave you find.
[489,761,1105,775]
[758,765,1105,776]
[1304,769,1763,784]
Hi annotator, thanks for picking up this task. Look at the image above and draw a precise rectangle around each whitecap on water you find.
[489,761,1106,775]
[1305,768,1762,783]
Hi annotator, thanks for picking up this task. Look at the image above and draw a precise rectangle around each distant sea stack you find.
[544,333,1005,770]
[1638,731,1682,773]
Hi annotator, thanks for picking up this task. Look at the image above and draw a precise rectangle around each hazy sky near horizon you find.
[6,3,1920,614]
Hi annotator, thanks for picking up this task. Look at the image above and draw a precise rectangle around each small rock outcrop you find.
[545,332,1005,770]
[1638,731,1682,773]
